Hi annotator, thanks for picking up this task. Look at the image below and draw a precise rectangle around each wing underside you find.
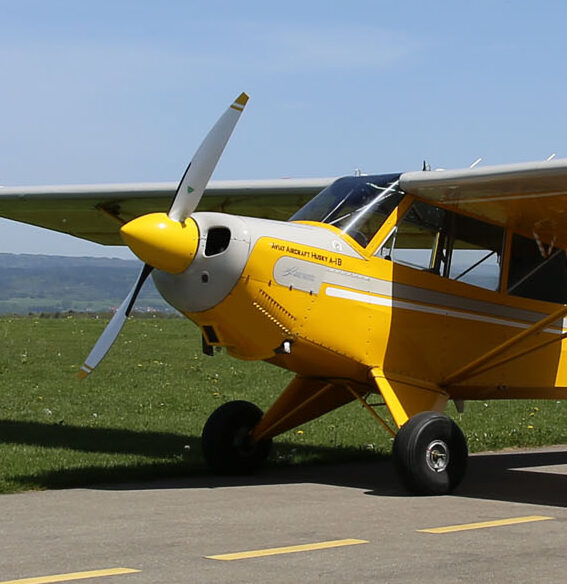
[400,158,567,247]
[0,178,335,245]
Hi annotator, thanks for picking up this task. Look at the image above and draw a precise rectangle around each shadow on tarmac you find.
[101,447,567,509]
[2,419,567,508]
[99,446,567,509]
[456,449,567,508]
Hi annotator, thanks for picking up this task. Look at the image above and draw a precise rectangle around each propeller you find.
[169,92,249,223]
[78,263,152,379]
[78,92,249,379]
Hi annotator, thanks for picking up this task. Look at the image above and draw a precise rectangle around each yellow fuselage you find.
[184,221,567,403]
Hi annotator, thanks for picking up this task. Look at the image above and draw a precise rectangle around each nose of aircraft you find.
[120,212,200,274]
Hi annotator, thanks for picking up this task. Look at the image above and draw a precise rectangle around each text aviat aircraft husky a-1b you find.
[4,93,567,495]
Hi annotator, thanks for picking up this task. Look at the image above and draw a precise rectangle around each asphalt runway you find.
[2,446,567,583]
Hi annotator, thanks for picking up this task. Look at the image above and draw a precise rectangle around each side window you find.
[508,234,567,303]
[378,201,504,291]
[378,201,447,271]
[447,213,503,291]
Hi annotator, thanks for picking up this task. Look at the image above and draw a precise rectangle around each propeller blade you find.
[168,92,249,223]
[78,263,153,379]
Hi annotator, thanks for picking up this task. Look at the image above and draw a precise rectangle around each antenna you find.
[546,153,556,161]
[469,157,482,168]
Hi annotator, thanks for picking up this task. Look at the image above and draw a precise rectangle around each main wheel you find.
[393,411,468,495]
[201,400,272,474]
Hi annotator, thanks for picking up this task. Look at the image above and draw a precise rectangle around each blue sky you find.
[1,0,567,258]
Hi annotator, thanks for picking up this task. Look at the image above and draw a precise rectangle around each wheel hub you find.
[425,439,450,472]
[233,426,256,457]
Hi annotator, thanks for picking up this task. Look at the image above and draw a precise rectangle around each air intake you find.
[205,227,231,256]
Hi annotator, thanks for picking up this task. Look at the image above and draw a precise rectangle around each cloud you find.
[0,19,419,98]
[245,24,419,73]
[181,21,420,76]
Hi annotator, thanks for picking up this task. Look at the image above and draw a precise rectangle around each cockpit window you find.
[290,174,403,247]
[378,200,505,291]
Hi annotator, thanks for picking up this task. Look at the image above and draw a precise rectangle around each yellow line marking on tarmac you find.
[418,515,554,534]
[206,538,368,561]
[0,568,140,584]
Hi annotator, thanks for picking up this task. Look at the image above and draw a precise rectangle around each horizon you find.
[0,250,137,260]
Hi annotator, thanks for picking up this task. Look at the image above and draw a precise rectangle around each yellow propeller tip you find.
[77,366,90,380]
[235,92,249,106]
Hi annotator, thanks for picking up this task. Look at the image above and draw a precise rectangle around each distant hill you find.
[0,253,172,314]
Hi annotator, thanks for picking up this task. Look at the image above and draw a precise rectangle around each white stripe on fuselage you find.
[325,286,561,333]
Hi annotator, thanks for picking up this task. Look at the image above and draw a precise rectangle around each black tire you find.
[393,411,468,495]
[201,400,272,474]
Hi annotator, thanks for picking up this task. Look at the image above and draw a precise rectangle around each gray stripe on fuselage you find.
[273,256,552,327]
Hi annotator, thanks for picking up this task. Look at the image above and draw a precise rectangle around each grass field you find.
[2,315,567,494]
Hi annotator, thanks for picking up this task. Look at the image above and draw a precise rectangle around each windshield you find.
[290,173,403,247]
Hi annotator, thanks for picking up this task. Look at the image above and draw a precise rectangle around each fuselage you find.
[123,173,567,402]
[151,218,567,400]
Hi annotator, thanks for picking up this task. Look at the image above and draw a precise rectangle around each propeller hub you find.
[121,213,199,273]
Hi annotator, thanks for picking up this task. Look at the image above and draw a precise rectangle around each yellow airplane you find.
[2,92,567,495]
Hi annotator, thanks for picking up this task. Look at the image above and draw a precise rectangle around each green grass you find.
[1,315,567,494]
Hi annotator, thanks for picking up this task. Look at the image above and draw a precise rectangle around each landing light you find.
[275,340,293,354]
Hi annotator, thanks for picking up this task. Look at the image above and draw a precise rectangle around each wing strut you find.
[344,385,396,437]
[441,304,567,387]
[369,368,448,428]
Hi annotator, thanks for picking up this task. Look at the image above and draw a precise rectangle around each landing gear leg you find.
[393,411,468,495]
[201,400,272,474]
